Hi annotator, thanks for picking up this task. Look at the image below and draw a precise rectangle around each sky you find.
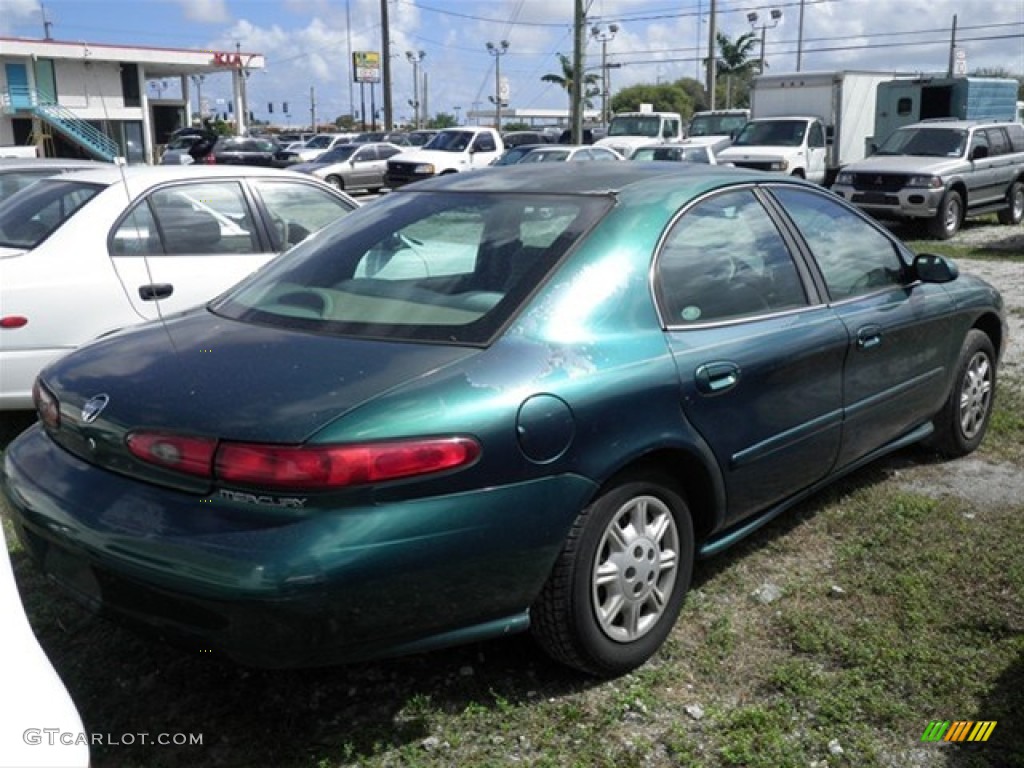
[3,0,1023,127]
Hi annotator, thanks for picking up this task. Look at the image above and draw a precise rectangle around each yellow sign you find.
[353,51,381,84]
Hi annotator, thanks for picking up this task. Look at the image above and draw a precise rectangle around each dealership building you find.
[1,37,264,164]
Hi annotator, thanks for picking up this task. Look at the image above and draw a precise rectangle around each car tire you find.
[928,189,963,239]
[325,175,345,190]
[531,472,694,677]
[926,329,996,458]
[997,181,1024,225]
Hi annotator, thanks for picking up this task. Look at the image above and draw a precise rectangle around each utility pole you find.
[380,0,393,129]
[571,0,585,144]
[946,14,958,78]
[796,0,806,71]
[406,50,425,128]
[486,41,509,131]
[706,0,717,110]
[310,85,316,132]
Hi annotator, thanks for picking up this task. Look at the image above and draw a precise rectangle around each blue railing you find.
[3,85,119,162]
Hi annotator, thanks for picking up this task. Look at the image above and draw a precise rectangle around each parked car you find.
[490,144,549,167]
[385,127,503,188]
[405,129,439,147]
[0,158,108,200]
[159,129,219,165]
[0,525,90,768]
[831,119,1024,239]
[210,136,281,166]
[0,165,357,410]
[3,164,1005,678]
[276,133,357,165]
[502,130,555,148]
[515,145,624,163]
[290,142,403,192]
[630,136,733,164]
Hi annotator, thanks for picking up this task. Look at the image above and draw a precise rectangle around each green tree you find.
[427,112,458,129]
[542,53,600,110]
[715,31,759,108]
[334,114,357,131]
[610,83,694,119]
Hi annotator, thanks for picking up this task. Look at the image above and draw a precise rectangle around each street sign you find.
[353,51,381,84]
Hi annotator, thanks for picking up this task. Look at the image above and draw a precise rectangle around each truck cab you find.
[716,117,829,184]
[595,110,684,158]
[385,127,504,188]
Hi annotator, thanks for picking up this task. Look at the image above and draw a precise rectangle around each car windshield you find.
[733,120,808,147]
[0,179,103,249]
[519,150,570,163]
[689,114,747,137]
[166,135,202,150]
[305,135,334,149]
[874,127,968,157]
[607,116,662,138]
[317,146,357,163]
[212,190,610,345]
[422,131,475,152]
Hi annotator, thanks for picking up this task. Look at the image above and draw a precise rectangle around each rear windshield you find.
[0,179,103,249]
[212,190,610,344]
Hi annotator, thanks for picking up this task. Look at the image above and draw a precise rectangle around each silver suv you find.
[831,119,1024,238]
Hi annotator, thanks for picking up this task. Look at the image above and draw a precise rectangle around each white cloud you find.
[0,0,42,35]
[176,0,230,24]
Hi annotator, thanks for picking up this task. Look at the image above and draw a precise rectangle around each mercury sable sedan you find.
[2,164,1005,677]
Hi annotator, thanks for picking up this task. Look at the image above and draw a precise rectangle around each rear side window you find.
[1006,124,1024,152]
[655,188,807,325]
[213,191,610,344]
[111,181,259,256]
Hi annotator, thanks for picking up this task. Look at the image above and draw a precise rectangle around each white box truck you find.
[721,71,898,185]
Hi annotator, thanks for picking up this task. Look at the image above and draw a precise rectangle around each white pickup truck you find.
[385,127,503,188]
[716,116,829,184]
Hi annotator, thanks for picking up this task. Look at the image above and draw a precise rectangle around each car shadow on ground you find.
[0,442,988,767]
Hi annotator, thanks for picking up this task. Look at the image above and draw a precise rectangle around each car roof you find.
[0,158,110,171]
[904,119,1009,130]
[394,161,766,197]
[42,164,322,191]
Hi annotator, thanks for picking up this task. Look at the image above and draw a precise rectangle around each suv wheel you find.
[997,181,1024,225]
[927,189,962,239]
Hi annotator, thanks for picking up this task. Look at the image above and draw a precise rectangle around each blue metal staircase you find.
[3,85,119,162]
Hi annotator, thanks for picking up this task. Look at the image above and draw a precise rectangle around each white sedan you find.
[0,165,357,410]
[515,145,624,163]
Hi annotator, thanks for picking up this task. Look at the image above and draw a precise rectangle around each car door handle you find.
[857,325,882,349]
[694,362,741,395]
[139,283,174,301]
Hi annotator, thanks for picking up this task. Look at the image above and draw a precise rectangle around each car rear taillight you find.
[124,433,481,490]
[216,437,481,490]
[0,316,28,328]
[127,432,218,477]
[32,379,60,430]
[203,154,216,164]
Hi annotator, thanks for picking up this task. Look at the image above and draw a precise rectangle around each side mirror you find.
[912,253,958,284]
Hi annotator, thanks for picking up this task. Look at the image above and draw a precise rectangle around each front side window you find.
[252,180,355,250]
[213,191,610,344]
[0,179,101,249]
[655,188,807,325]
[772,186,905,301]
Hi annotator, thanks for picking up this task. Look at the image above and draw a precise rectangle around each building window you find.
[121,63,140,107]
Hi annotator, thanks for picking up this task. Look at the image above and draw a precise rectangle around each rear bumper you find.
[2,425,594,667]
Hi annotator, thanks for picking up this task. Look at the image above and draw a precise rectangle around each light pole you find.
[748,9,783,75]
[486,40,509,131]
[590,23,619,131]
[453,105,462,125]
[406,50,425,129]
[190,74,205,125]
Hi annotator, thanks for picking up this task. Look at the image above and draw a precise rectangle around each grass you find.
[2,230,1022,768]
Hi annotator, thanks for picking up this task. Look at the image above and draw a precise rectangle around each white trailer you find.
[750,71,898,182]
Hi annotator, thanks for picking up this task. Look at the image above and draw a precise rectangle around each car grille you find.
[730,160,776,172]
[846,173,909,192]
[386,161,431,187]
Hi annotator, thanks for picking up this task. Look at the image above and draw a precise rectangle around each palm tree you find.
[542,53,601,110]
[715,32,760,108]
